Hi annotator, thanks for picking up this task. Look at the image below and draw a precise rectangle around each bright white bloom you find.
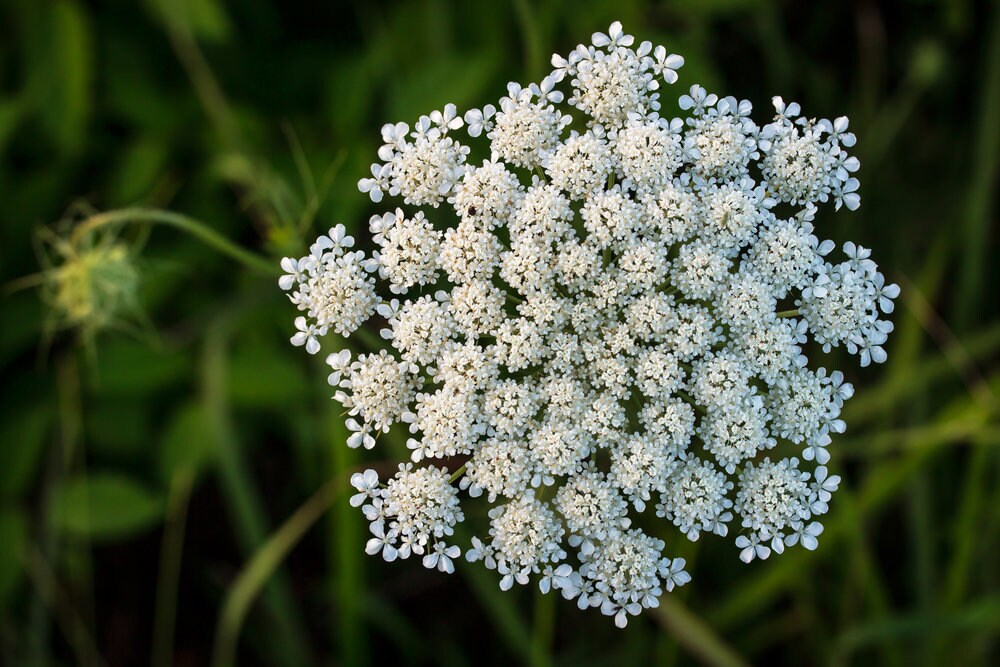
[284,20,896,627]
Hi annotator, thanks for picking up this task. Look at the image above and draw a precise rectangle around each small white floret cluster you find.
[280,21,898,628]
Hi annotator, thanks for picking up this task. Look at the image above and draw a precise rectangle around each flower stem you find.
[70,208,276,276]
[529,585,556,667]
[777,309,800,318]
[449,464,468,484]
[152,470,194,667]
[211,476,344,667]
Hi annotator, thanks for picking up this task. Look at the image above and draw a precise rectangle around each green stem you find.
[203,310,311,667]
[529,586,556,667]
[651,595,750,667]
[330,400,367,667]
[70,208,276,276]
[449,464,468,484]
[152,470,194,667]
[212,476,345,667]
[21,546,107,667]
[776,309,800,318]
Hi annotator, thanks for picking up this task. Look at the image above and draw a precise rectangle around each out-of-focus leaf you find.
[158,403,216,482]
[0,508,27,607]
[88,339,191,395]
[50,473,164,541]
[39,0,93,152]
[227,343,309,407]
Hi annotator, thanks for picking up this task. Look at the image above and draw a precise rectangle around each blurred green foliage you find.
[0,0,998,665]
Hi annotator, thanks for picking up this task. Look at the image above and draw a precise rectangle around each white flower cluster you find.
[281,21,899,628]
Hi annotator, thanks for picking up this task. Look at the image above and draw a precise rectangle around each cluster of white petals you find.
[282,21,898,628]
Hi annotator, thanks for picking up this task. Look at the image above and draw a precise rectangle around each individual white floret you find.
[381,294,456,366]
[663,303,723,361]
[464,437,535,501]
[689,349,753,409]
[657,459,734,540]
[544,129,616,199]
[698,392,775,473]
[670,240,734,300]
[613,113,684,192]
[378,463,464,556]
[486,495,567,589]
[577,528,679,628]
[734,457,811,554]
[581,188,642,249]
[767,366,847,444]
[402,388,486,461]
[681,89,759,180]
[509,182,575,246]
[634,347,685,399]
[699,178,771,255]
[715,270,778,331]
[370,208,442,293]
[555,466,631,539]
[639,398,696,451]
[487,85,570,167]
[643,180,702,245]
[483,378,542,437]
[450,159,525,226]
[449,280,506,338]
[439,220,503,284]
[744,215,831,297]
[333,349,419,448]
[609,433,679,510]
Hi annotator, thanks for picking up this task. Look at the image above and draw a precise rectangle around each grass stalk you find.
[203,311,311,667]
[151,470,194,667]
[212,476,345,667]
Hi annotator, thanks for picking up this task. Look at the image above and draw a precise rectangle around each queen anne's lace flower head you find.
[284,20,898,627]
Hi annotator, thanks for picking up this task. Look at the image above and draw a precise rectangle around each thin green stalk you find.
[21,546,106,667]
[776,309,799,318]
[955,1,1000,328]
[651,595,750,667]
[331,408,367,667]
[203,311,311,667]
[529,586,556,667]
[212,476,345,667]
[152,470,194,667]
[448,464,467,484]
[512,0,544,81]
[160,0,244,153]
[56,354,99,667]
[70,208,276,276]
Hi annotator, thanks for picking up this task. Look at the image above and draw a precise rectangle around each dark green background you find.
[1,0,999,665]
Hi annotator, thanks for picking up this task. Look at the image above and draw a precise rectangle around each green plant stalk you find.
[21,546,106,667]
[69,208,276,276]
[955,0,1000,328]
[57,353,100,667]
[529,584,556,667]
[650,595,750,667]
[330,406,367,667]
[151,470,194,667]
[203,311,311,667]
[212,476,344,667]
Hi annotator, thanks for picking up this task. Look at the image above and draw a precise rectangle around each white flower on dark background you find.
[280,20,898,627]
